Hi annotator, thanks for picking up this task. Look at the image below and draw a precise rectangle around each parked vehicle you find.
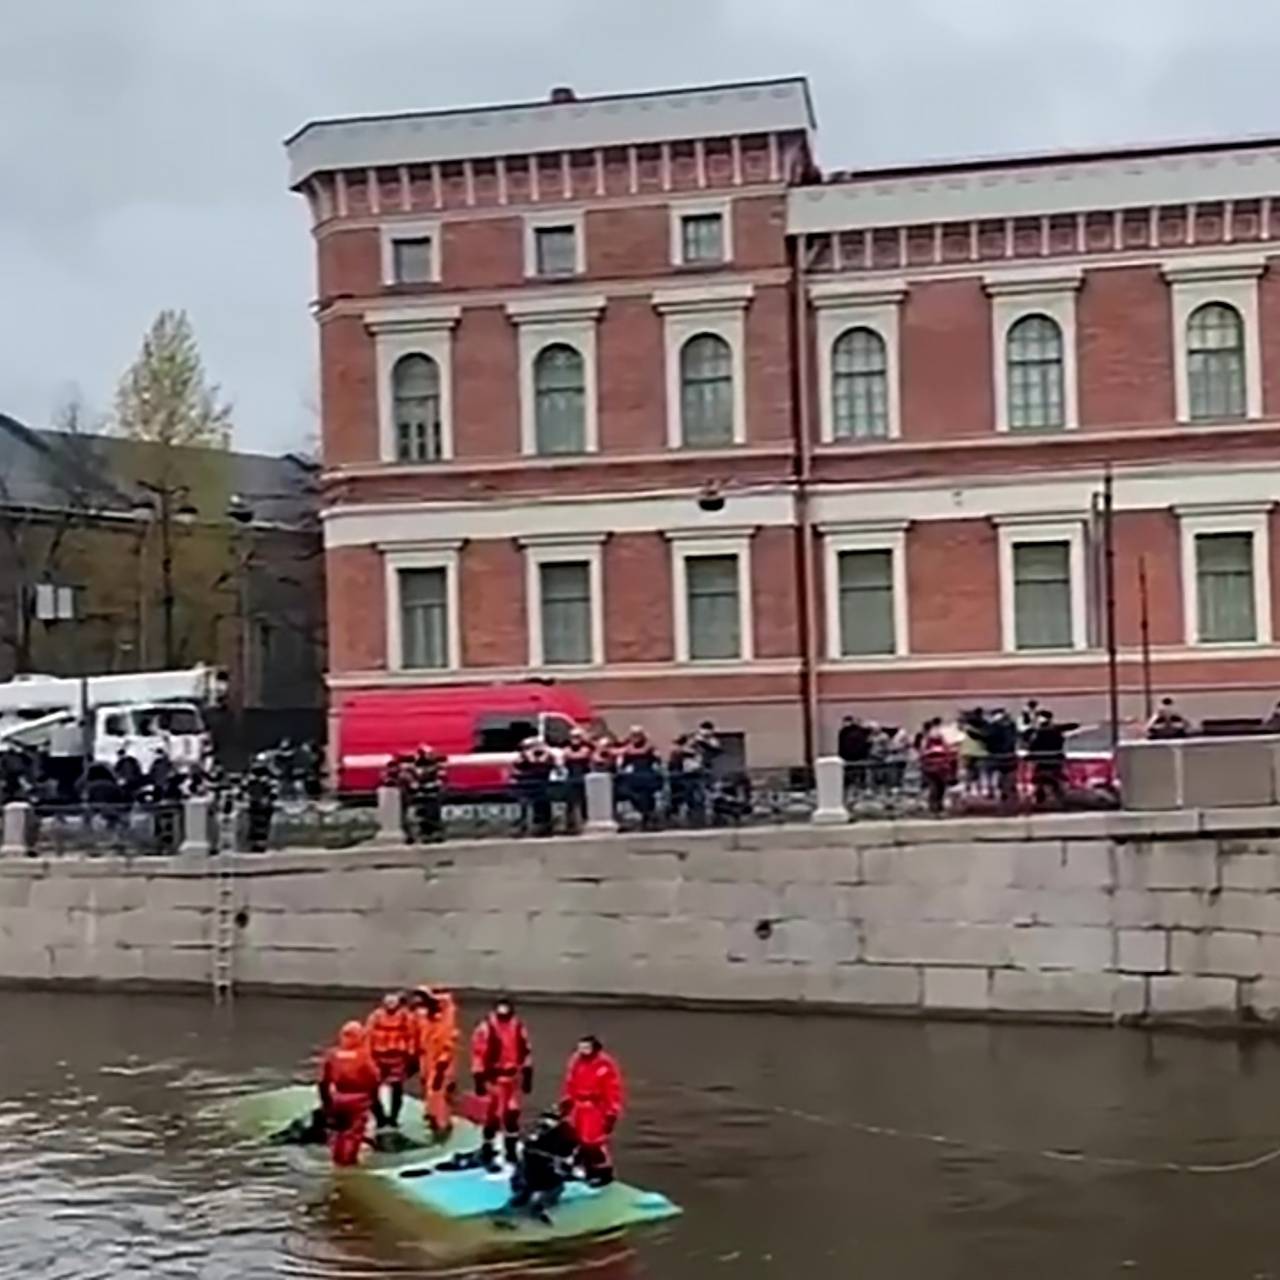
[334,683,599,798]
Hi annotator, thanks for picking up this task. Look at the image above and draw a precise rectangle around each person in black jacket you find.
[984,709,1021,807]
[618,728,662,829]
[561,729,594,833]
[837,716,872,795]
[1025,710,1067,809]
[512,739,555,837]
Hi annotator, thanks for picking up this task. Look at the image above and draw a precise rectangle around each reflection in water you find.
[3,991,1280,1278]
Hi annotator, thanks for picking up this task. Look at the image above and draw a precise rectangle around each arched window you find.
[533,343,586,454]
[680,333,734,447]
[1187,302,1246,421]
[832,327,888,439]
[392,353,442,461]
[1006,314,1065,430]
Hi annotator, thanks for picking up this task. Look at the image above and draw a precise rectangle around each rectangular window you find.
[391,236,434,284]
[399,567,449,668]
[1012,541,1072,650]
[534,225,578,277]
[681,213,725,265]
[686,554,740,660]
[539,561,591,665]
[838,549,895,656]
[1196,532,1256,642]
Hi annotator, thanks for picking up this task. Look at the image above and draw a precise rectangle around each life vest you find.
[321,1045,380,1096]
[417,991,460,1072]
[562,1050,624,1115]
[366,1006,415,1058]
[471,1015,531,1077]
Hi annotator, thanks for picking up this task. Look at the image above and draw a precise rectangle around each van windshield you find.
[135,706,204,736]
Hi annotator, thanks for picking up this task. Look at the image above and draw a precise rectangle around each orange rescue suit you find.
[319,1024,380,1167]
[366,1005,417,1083]
[471,1014,532,1131]
[416,989,459,1136]
[561,1048,625,1149]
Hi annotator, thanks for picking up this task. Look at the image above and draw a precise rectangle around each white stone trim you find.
[821,523,909,660]
[669,196,734,266]
[520,534,606,668]
[523,210,586,279]
[1163,255,1266,423]
[379,219,441,286]
[364,305,460,462]
[996,518,1088,654]
[787,142,1280,234]
[810,280,907,443]
[654,284,753,449]
[383,541,462,671]
[1177,504,1273,646]
[287,78,814,186]
[985,269,1082,433]
[505,296,604,456]
[666,529,754,663]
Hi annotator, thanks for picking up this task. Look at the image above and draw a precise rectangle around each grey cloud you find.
[3,0,1280,452]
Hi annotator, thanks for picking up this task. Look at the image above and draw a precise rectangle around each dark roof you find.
[0,414,318,529]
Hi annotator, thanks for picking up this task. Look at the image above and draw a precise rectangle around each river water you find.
[3,990,1280,1279]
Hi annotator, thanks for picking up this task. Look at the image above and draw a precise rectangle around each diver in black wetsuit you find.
[504,1110,580,1224]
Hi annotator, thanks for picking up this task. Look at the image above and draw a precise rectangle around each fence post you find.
[376,785,403,844]
[0,801,29,856]
[811,756,848,826]
[180,794,212,857]
[584,771,618,835]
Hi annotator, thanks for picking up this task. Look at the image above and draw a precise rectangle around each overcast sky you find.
[4,0,1280,454]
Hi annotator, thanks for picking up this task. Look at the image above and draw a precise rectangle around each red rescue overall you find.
[470,1005,532,1162]
[319,1021,380,1167]
[561,1040,625,1181]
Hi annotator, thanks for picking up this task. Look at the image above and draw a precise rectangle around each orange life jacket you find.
[366,1006,415,1058]
[417,992,460,1077]
[321,1045,380,1096]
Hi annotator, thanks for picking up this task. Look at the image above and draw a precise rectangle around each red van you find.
[335,682,599,798]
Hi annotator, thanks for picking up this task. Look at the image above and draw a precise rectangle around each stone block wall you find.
[8,807,1280,1025]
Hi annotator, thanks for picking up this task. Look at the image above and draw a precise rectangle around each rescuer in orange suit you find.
[366,990,417,1128]
[411,985,459,1141]
[471,996,533,1167]
[560,1034,625,1185]
[318,1020,380,1167]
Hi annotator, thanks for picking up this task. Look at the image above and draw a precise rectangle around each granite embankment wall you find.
[8,809,1280,1025]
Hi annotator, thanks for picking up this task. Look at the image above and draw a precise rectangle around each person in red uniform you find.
[560,1034,625,1186]
[318,1020,380,1167]
[366,990,416,1128]
[470,997,533,1167]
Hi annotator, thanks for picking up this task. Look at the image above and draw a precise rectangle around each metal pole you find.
[1138,555,1153,720]
[160,487,175,668]
[1103,466,1120,751]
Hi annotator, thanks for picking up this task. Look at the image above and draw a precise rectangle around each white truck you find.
[0,666,226,772]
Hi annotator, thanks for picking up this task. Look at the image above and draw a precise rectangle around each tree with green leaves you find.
[113,309,232,448]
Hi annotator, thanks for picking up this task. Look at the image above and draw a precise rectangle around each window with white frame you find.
[669,531,753,663]
[997,520,1086,653]
[1164,256,1264,423]
[366,306,459,462]
[1006,314,1065,431]
[385,545,461,671]
[823,525,908,659]
[680,334,734,447]
[655,285,751,449]
[811,281,906,443]
[985,270,1081,433]
[1187,303,1247,422]
[399,568,449,669]
[391,353,442,461]
[533,343,586,454]
[522,536,604,668]
[506,296,603,456]
[381,221,441,286]
[670,200,733,267]
[524,212,585,279]
[832,328,889,440]
[1178,506,1272,646]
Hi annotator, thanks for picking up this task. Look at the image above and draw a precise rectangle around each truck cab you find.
[0,702,211,773]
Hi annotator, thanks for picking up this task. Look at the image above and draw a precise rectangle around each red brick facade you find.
[290,78,1280,765]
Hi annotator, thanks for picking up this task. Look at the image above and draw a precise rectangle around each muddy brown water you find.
[3,990,1280,1278]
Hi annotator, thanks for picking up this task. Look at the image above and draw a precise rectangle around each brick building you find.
[289,76,1280,766]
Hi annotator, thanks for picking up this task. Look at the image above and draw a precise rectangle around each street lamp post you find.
[131,482,199,669]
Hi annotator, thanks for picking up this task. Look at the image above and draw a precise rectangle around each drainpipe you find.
[789,232,819,772]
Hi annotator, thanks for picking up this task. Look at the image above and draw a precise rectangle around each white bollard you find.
[1,801,29,856]
[376,785,404,844]
[811,756,849,826]
[584,771,618,835]
[180,795,212,857]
